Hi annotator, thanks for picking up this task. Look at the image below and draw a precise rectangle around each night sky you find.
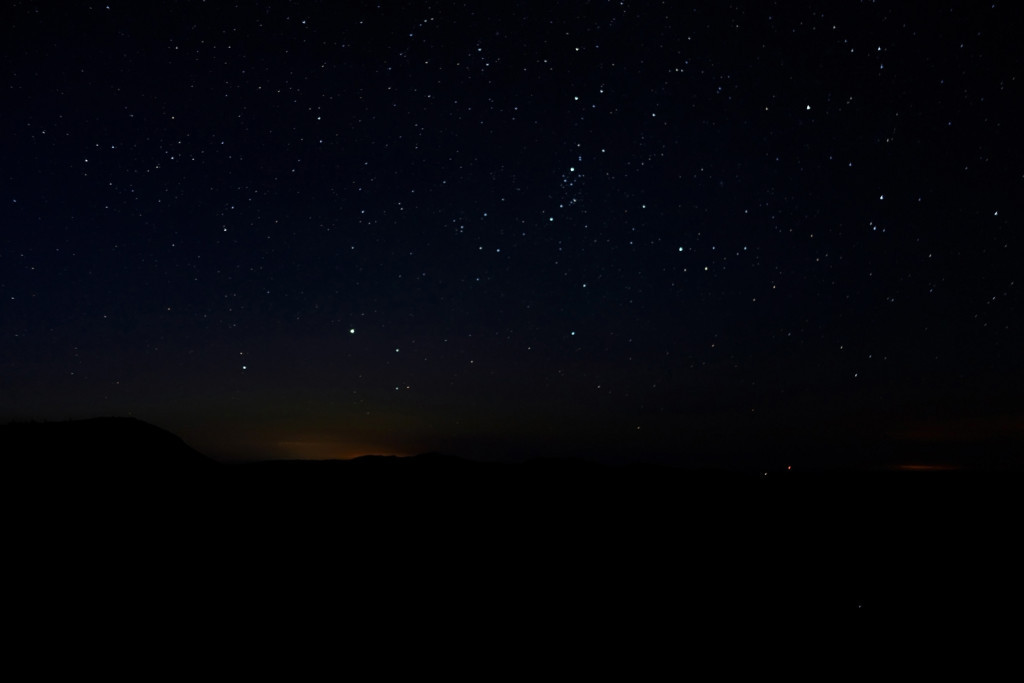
[3,1,1021,467]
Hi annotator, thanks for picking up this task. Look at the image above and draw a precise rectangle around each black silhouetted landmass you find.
[2,416,214,474]
[5,417,1020,648]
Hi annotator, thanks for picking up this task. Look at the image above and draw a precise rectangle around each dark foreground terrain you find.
[4,418,1021,661]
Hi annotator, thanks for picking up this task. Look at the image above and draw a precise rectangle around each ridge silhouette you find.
[4,416,1019,635]
[2,416,214,473]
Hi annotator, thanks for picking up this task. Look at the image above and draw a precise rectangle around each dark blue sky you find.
[3,2,1021,467]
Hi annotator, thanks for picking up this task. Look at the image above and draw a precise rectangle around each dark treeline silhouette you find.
[4,417,1020,651]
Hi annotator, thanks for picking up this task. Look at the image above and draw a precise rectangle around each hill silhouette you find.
[2,416,213,468]
[4,417,1020,647]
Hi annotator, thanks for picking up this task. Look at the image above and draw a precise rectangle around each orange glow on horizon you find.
[275,440,412,461]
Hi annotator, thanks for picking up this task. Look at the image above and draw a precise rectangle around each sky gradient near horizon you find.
[3,2,1021,466]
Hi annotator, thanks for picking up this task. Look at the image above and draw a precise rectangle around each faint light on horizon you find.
[276,440,411,461]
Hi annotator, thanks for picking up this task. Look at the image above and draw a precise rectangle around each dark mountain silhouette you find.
[5,416,1019,648]
[2,416,215,475]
